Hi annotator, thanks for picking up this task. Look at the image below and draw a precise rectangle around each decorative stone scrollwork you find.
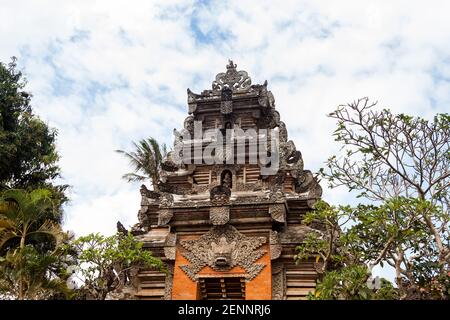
[210,185,231,206]
[158,208,173,226]
[258,108,280,129]
[187,88,198,114]
[220,87,233,114]
[212,60,252,93]
[295,170,323,198]
[271,262,286,300]
[221,101,233,114]
[164,263,174,300]
[164,232,177,260]
[210,206,230,225]
[192,182,219,194]
[258,81,269,107]
[269,204,286,223]
[140,184,160,201]
[269,186,285,202]
[184,115,195,136]
[161,151,182,172]
[160,192,174,207]
[278,121,288,143]
[235,180,263,192]
[179,225,267,281]
[269,231,282,260]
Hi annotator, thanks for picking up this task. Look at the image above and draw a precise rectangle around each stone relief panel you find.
[269,231,282,260]
[179,225,267,281]
[164,263,174,300]
[269,204,286,223]
[271,262,286,300]
[158,208,173,226]
[164,232,177,260]
[209,206,230,225]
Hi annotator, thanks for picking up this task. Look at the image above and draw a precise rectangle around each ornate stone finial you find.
[226,59,237,70]
[212,60,252,93]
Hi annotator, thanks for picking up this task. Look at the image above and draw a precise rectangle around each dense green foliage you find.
[297,99,450,300]
[0,189,73,299]
[67,232,164,300]
[0,58,67,216]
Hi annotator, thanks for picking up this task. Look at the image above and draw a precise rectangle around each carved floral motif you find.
[179,225,267,281]
[271,261,286,300]
[210,206,230,225]
[269,231,282,260]
[158,208,173,226]
[269,204,286,223]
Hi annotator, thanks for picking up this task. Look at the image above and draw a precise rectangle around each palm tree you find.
[116,137,167,191]
[0,188,65,299]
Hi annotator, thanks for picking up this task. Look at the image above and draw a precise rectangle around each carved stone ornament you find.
[187,88,198,114]
[220,87,233,114]
[164,263,174,300]
[179,225,267,281]
[271,261,286,300]
[295,170,323,198]
[269,203,286,223]
[212,60,252,93]
[184,115,195,136]
[221,100,233,114]
[159,192,175,207]
[158,208,173,226]
[210,185,231,206]
[210,206,230,225]
[164,232,177,260]
[269,231,282,260]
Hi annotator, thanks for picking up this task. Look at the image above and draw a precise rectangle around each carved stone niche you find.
[209,206,230,225]
[179,225,267,281]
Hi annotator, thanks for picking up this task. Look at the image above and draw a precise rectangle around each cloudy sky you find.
[1,0,450,244]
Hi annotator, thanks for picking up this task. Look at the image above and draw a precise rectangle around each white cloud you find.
[1,0,449,245]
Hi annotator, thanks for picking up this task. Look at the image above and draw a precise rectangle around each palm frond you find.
[116,136,167,188]
[121,173,148,182]
[29,220,65,248]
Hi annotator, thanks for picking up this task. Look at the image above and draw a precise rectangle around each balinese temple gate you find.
[121,61,323,300]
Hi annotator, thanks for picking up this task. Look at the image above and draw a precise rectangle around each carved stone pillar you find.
[271,261,286,300]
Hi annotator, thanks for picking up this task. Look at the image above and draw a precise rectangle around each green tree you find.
[0,57,67,216]
[305,98,450,299]
[0,189,71,299]
[323,98,449,270]
[116,137,167,191]
[295,200,398,300]
[68,232,164,300]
